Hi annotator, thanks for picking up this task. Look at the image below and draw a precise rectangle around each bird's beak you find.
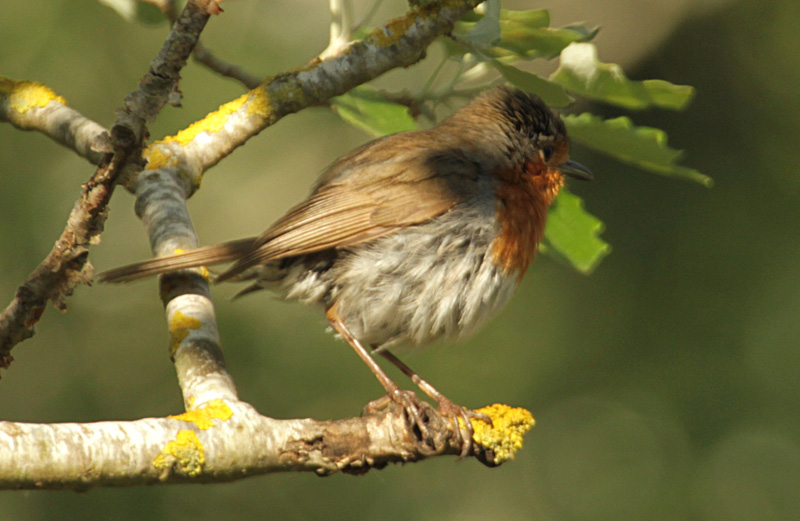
[560,160,593,181]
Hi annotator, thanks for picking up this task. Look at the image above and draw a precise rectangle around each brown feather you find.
[98,239,256,283]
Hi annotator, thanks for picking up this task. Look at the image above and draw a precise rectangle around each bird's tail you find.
[98,238,256,283]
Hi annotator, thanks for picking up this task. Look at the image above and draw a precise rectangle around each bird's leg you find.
[325,308,437,452]
[377,349,492,458]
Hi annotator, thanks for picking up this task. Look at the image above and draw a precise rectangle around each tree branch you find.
[130,0,485,194]
[193,41,263,90]
[0,152,122,367]
[133,167,238,407]
[0,78,108,164]
[112,0,215,147]
[148,0,263,91]
[0,400,531,490]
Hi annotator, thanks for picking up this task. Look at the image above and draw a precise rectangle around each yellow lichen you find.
[247,85,272,119]
[462,404,535,465]
[153,429,205,477]
[168,310,202,356]
[142,144,178,170]
[161,92,250,146]
[169,399,233,430]
[141,88,270,175]
[0,78,66,113]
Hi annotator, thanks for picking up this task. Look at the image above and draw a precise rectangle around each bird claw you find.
[364,391,489,458]
[436,397,492,459]
[364,389,442,454]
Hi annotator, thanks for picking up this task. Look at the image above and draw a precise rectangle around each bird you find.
[100,85,592,455]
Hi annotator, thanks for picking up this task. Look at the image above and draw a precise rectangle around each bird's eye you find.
[541,146,555,163]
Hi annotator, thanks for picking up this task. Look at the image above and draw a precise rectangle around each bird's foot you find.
[364,389,446,454]
[435,397,492,459]
[364,391,491,457]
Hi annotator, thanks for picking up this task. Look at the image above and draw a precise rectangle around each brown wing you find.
[217,133,482,281]
[101,132,482,285]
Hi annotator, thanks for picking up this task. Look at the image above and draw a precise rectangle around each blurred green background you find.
[2,1,799,520]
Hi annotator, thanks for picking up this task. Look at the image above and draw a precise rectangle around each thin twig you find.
[193,41,262,89]
[0,150,123,367]
[148,0,261,90]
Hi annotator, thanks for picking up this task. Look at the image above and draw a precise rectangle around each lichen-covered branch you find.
[0,78,108,164]
[133,167,237,407]
[112,0,215,148]
[129,0,484,193]
[0,400,531,490]
[0,0,217,368]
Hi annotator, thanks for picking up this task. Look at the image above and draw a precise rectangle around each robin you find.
[101,86,592,454]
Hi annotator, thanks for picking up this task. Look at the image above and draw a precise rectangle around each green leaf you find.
[458,8,549,30]
[543,190,610,274]
[491,60,573,107]
[97,0,166,24]
[499,9,550,26]
[564,113,713,186]
[455,8,595,61]
[497,24,598,60]
[465,0,502,47]
[330,86,417,137]
[552,43,695,110]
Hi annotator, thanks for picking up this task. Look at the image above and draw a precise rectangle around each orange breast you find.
[491,162,564,279]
